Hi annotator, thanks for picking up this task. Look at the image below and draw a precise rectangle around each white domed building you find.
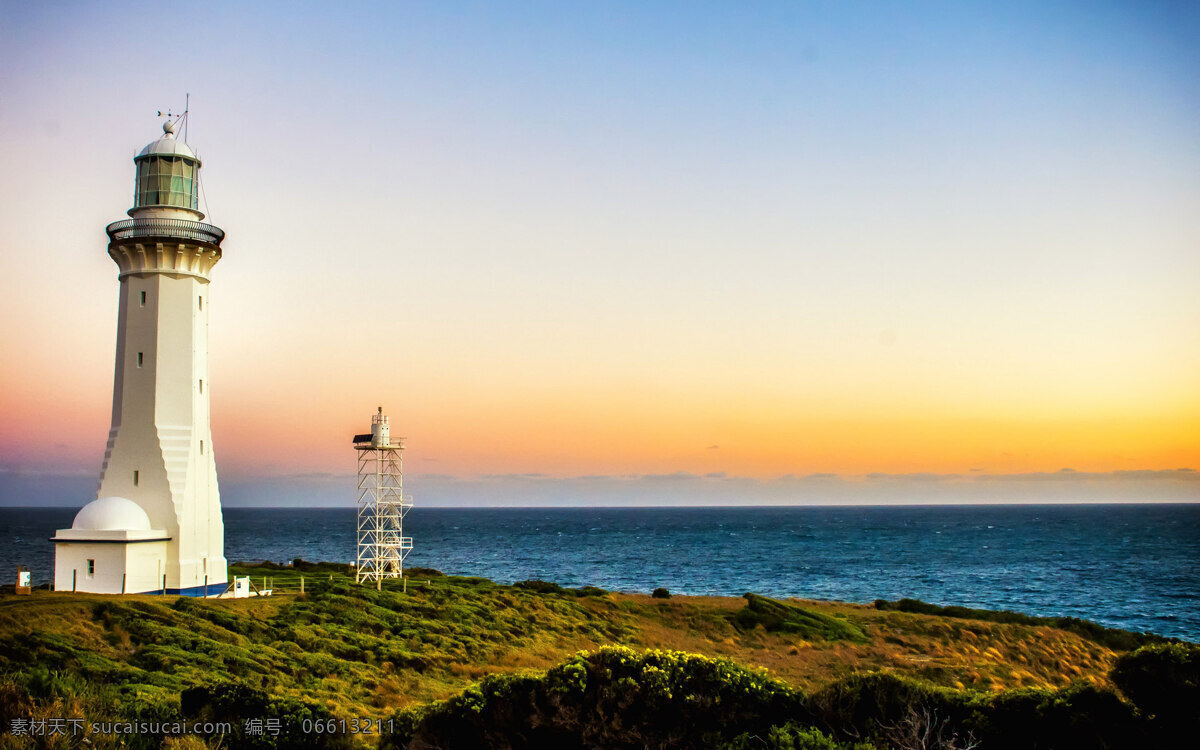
[52,497,170,594]
[52,121,228,595]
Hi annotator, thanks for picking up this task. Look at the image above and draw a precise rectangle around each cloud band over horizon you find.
[4,467,1196,509]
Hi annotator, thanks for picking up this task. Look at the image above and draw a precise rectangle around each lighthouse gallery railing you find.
[106,218,225,245]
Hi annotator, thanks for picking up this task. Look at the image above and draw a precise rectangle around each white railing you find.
[106,218,225,245]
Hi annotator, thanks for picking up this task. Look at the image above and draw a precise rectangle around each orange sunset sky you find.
[1,2,1198,506]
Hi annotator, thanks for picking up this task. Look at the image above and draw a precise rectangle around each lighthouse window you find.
[135,155,199,210]
[87,559,95,577]
[137,352,144,367]
[199,379,204,394]
[140,291,146,306]
[198,295,203,311]
[134,470,139,486]
[200,440,205,454]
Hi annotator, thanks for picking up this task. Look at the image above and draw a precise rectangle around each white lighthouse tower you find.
[53,119,228,596]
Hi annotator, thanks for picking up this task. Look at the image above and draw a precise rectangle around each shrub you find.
[873,598,1172,651]
[241,560,284,569]
[181,681,353,749]
[386,647,1151,750]
[0,677,34,726]
[977,684,1141,749]
[736,594,867,642]
[652,587,672,599]
[809,671,1147,750]
[513,579,606,597]
[404,566,445,578]
[172,596,201,614]
[381,647,805,749]
[22,666,89,700]
[1111,642,1200,734]
[722,723,876,750]
[806,672,970,744]
[513,579,567,595]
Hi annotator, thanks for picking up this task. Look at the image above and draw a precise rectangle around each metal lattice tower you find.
[354,407,412,587]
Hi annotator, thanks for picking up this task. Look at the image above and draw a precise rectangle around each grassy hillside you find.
[0,562,1190,749]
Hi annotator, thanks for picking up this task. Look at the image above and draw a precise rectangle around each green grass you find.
[873,597,1175,651]
[0,562,1186,749]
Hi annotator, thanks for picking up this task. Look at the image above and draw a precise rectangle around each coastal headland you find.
[1,561,1195,749]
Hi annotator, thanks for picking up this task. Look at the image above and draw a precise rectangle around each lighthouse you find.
[52,120,228,596]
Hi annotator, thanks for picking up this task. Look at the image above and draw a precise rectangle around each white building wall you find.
[54,541,169,594]
[94,256,226,593]
[125,541,169,594]
[54,544,126,594]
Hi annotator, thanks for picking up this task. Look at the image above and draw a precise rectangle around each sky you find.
[1,1,1198,506]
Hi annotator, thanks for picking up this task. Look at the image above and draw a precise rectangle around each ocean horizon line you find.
[7,500,1199,510]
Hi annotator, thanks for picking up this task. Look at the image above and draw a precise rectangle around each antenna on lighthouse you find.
[156,94,190,142]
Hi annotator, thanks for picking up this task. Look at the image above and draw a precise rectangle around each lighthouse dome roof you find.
[137,120,199,162]
[72,496,152,531]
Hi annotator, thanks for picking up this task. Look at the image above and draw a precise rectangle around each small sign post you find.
[15,566,32,595]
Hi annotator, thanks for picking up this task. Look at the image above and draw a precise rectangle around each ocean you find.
[4,504,1198,641]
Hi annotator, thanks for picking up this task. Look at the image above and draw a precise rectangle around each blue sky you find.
[1,1,1197,506]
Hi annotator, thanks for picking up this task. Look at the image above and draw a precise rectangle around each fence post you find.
[122,573,126,594]
[300,576,304,594]
[72,569,77,592]
[204,574,208,598]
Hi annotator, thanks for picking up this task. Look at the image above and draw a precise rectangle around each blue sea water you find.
[4,504,1198,641]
